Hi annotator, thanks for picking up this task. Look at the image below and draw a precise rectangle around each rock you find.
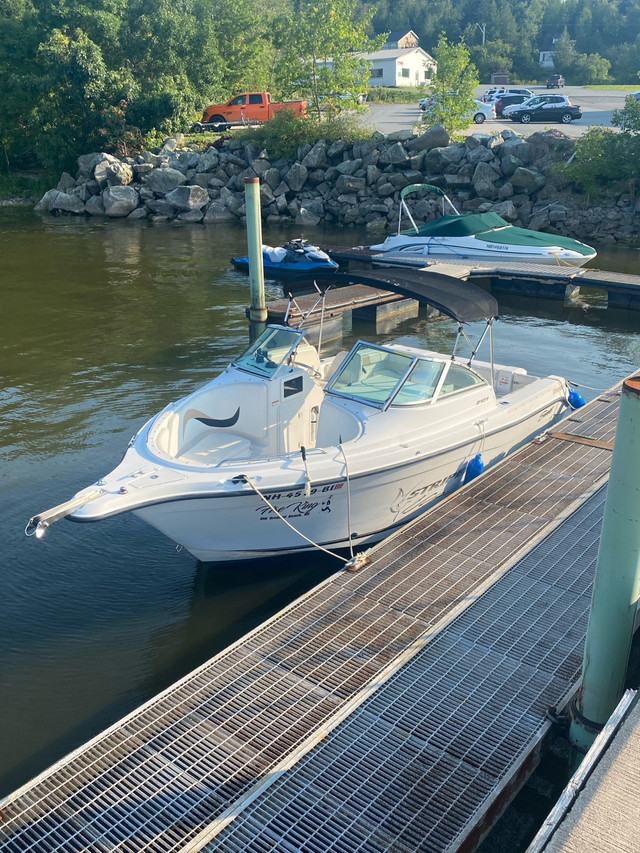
[378,142,409,166]
[405,124,450,153]
[50,191,86,214]
[76,153,102,178]
[164,185,209,211]
[56,173,75,192]
[178,209,205,222]
[85,195,105,216]
[473,161,500,199]
[285,163,308,192]
[103,185,139,217]
[491,200,518,221]
[335,159,363,176]
[511,167,546,194]
[467,146,495,164]
[296,205,321,226]
[203,203,238,222]
[93,153,122,188]
[127,207,148,219]
[386,129,415,142]
[143,167,187,195]
[335,174,366,194]
[301,141,328,169]
[34,189,60,212]
[105,161,134,186]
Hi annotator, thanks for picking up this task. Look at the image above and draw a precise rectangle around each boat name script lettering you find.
[257,497,333,520]
[390,472,460,516]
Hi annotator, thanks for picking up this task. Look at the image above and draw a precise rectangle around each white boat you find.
[26,270,583,564]
[369,184,597,267]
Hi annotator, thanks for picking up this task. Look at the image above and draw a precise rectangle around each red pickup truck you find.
[192,92,307,131]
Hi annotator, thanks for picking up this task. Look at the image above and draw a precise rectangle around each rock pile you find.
[35,126,639,243]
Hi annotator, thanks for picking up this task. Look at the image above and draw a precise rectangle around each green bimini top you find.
[405,213,594,256]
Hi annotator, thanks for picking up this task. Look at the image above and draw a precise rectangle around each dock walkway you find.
[0,387,623,852]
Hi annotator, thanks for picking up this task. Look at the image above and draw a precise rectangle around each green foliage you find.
[272,0,384,120]
[0,169,56,199]
[97,99,144,157]
[423,35,478,133]
[558,102,640,198]
[235,110,372,159]
[552,30,611,84]
[368,87,425,103]
[368,0,640,85]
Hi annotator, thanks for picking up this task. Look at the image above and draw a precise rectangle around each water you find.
[1,207,639,827]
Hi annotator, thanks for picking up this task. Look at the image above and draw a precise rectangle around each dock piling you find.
[569,375,640,759]
[244,177,267,340]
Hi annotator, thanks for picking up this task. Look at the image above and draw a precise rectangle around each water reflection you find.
[1,205,639,800]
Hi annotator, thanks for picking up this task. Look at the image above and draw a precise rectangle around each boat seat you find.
[177,430,252,465]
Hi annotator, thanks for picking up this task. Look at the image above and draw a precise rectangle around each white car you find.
[421,97,495,124]
[502,94,571,117]
[482,87,533,103]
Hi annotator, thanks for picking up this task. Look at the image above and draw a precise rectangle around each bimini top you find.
[302,269,499,324]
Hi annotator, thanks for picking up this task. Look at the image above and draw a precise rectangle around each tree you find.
[560,101,640,198]
[272,0,384,120]
[423,35,478,133]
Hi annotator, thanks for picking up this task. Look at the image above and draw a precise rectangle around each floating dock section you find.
[0,385,625,852]
[324,246,640,309]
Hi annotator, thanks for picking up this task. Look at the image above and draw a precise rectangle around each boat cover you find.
[407,213,594,256]
[295,269,499,323]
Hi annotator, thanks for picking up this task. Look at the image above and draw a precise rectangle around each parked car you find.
[482,87,534,103]
[502,94,570,117]
[507,94,581,124]
[493,93,531,117]
[625,91,640,104]
[546,74,565,88]
[422,98,495,124]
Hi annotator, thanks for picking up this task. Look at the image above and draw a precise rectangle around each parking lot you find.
[367,86,629,138]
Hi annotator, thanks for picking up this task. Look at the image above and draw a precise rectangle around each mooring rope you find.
[241,474,350,563]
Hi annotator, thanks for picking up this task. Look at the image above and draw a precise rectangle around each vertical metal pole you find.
[569,375,640,758]
[244,176,267,341]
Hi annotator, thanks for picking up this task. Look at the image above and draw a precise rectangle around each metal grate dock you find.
[0,387,623,853]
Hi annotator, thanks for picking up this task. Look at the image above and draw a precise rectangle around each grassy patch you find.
[0,170,56,201]
[586,84,640,90]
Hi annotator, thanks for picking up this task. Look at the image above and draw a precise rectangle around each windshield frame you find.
[232,325,308,379]
[325,341,445,410]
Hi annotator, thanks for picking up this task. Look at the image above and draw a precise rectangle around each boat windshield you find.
[233,326,306,377]
[326,342,449,408]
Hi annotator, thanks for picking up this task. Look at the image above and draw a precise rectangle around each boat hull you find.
[370,242,595,267]
[129,394,566,562]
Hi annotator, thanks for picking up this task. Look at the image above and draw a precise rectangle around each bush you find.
[367,86,426,103]
[234,110,373,159]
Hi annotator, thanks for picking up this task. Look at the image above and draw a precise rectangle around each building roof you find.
[383,29,419,44]
[356,46,435,62]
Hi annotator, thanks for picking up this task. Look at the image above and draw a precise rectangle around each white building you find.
[357,46,437,88]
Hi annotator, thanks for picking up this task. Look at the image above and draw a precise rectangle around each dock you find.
[0,384,624,852]
[526,690,640,852]
[324,245,640,309]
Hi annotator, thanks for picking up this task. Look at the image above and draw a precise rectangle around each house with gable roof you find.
[357,30,436,87]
